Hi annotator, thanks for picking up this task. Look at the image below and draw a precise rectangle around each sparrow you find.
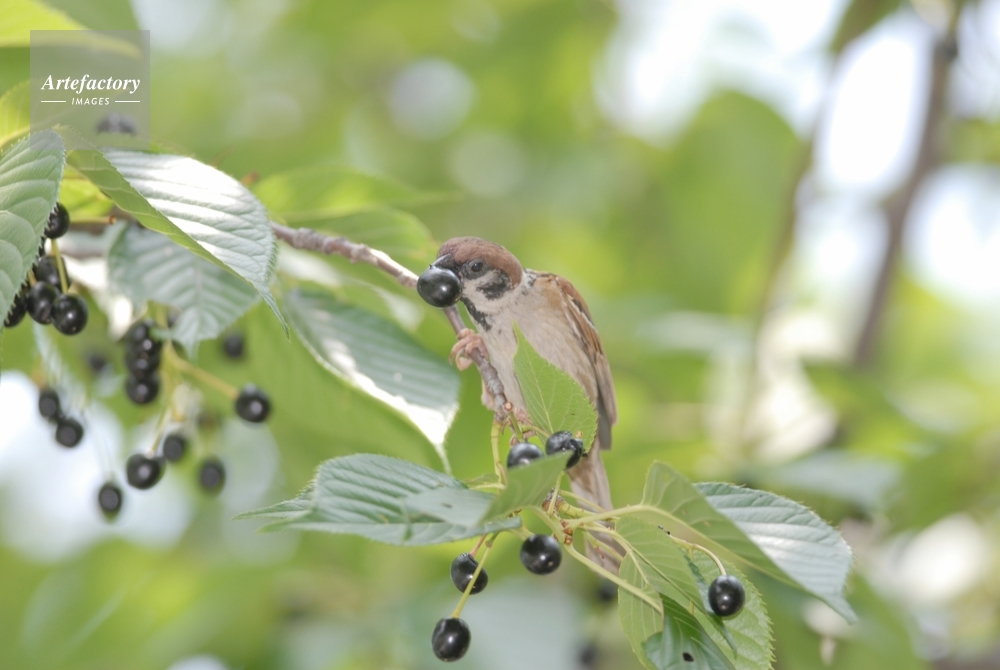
[431,237,620,570]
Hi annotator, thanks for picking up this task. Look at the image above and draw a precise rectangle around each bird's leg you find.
[450,328,486,371]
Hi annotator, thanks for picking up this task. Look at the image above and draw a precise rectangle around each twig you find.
[853,27,957,367]
[270,222,512,416]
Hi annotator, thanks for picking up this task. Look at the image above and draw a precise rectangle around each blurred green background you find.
[3,0,1000,668]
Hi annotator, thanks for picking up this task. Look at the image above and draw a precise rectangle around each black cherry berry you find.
[126,453,166,489]
[222,332,244,359]
[162,433,187,462]
[125,373,160,405]
[98,482,123,518]
[27,282,58,324]
[55,416,84,447]
[545,431,583,469]
[52,294,88,335]
[708,575,746,617]
[416,266,462,308]
[520,534,562,575]
[198,458,226,493]
[45,203,70,239]
[507,442,543,469]
[235,384,270,423]
[4,289,27,328]
[431,617,471,662]
[38,388,61,421]
[450,553,488,594]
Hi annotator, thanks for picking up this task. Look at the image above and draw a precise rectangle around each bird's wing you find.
[550,274,618,447]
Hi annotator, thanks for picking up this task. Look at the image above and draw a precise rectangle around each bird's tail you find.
[567,448,623,574]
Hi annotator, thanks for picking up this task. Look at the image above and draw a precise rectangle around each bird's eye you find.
[468,260,485,275]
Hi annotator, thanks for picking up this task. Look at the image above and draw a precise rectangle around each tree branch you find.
[852,29,957,368]
[270,222,512,415]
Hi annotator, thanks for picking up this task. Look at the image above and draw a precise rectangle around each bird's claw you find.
[450,328,486,371]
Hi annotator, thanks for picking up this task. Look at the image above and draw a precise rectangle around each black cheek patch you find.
[461,298,492,331]
[478,274,509,301]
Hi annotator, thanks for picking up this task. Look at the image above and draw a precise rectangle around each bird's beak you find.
[431,253,455,272]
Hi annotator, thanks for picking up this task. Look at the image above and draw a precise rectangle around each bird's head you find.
[432,237,523,317]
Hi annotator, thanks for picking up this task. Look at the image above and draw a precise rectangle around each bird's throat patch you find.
[462,298,492,331]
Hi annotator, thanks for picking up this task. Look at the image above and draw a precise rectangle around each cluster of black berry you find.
[123,319,162,405]
[4,204,89,335]
[431,432,577,662]
[430,427,748,662]
[30,321,267,520]
[37,387,84,447]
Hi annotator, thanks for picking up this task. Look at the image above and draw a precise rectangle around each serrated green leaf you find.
[694,481,854,622]
[65,148,285,332]
[616,517,703,606]
[237,484,315,521]
[643,597,736,670]
[513,324,597,447]
[0,130,64,333]
[239,454,520,545]
[108,225,259,351]
[619,554,665,670]
[282,288,459,468]
[0,0,85,47]
[686,555,773,670]
[0,81,30,148]
[638,463,856,622]
[480,452,569,522]
[253,164,431,218]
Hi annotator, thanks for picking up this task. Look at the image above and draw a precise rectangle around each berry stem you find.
[469,534,488,559]
[667,534,727,576]
[451,539,493,619]
[528,506,566,539]
[490,420,507,484]
[555,490,608,514]
[546,473,563,515]
[510,525,533,541]
[564,543,662,612]
[585,533,626,562]
[49,239,69,293]
[165,346,239,399]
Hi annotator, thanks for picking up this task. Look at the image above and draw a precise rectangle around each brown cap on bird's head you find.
[434,237,523,286]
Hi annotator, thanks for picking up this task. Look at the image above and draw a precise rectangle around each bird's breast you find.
[478,285,598,417]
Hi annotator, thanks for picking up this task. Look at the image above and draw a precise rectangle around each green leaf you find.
[252,165,431,218]
[643,597,736,670]
[686,555,773,670]
[616,517,703,606]
[282,288,459,468]
[638,463,856,622]
[619,554,665,670]
[0,0,85,47]
[108,225,259,352]
[0,81,30,148]
[512,324,597,447]
[243,484,315,520]
[0,130,64,333]
[238,454,520,545]
[695,481,854,622]
[480,453,569,522]
[402,487,496,527]
[65,149,285,331]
